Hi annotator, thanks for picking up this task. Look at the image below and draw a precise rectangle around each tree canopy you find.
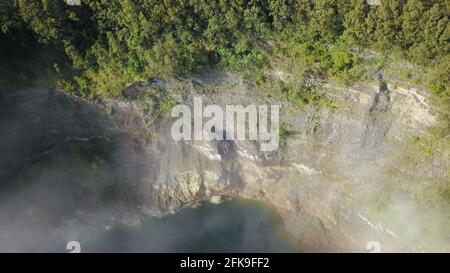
[0,0,448,100]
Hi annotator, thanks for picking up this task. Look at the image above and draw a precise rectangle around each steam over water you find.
[83,199,299,252]
[0,89,298,252]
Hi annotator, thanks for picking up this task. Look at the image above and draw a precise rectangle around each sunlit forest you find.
[1,0,448,106]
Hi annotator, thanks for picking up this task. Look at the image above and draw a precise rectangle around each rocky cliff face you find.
[0,70,448,252]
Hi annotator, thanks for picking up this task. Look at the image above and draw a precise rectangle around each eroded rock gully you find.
[0,71,448,252]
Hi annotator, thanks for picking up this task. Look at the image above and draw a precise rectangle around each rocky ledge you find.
[0,70,448,252]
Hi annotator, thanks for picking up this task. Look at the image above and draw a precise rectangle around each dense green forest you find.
[0,0,448,111]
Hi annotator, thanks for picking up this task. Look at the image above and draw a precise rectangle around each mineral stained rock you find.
[0,71,448,252]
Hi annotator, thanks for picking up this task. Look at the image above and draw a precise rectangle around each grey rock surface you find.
[0,71,448,252]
